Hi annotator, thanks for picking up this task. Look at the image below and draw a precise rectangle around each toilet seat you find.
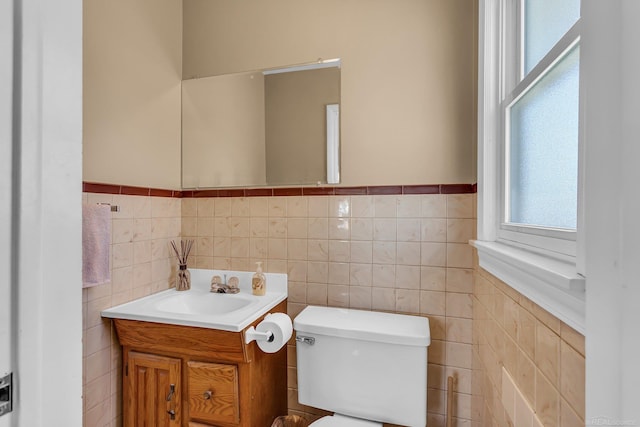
[309,414,382,427]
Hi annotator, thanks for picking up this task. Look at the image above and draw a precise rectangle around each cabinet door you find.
[125,351,181,427]
[187,361,240,425]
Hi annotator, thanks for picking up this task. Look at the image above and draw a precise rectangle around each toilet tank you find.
[294,306,430,427]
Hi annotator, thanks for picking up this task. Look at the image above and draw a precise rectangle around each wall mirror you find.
[181,60,341,189]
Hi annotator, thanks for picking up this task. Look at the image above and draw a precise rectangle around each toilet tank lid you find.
[293,306,430,347]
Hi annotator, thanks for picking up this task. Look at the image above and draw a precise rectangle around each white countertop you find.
[101,269,288,332]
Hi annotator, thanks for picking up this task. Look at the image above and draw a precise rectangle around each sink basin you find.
[101,269,288,332]
[155,291,254,315]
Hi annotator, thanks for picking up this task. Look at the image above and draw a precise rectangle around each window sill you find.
[471,239,585,334]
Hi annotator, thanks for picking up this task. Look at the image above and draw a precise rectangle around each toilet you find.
[293,306,431,427]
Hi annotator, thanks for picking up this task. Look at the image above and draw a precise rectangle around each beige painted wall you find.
[182,72,266,188]
[265,67,340,185]
[183,0,477,186]
[83,0,183,189]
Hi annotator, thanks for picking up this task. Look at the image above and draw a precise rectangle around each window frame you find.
[474,0,586,333]
[500,4,581,257]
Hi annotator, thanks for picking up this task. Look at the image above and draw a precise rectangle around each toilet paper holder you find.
[244,326,275,345]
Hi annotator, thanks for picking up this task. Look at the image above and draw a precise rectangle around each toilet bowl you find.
[293,306,431,427]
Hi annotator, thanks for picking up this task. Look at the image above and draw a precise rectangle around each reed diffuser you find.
[171,239,194,291]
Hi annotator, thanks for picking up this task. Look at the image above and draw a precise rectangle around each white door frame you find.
[0,0,15,423]
[583,0,640,424]
[3,0,83,425]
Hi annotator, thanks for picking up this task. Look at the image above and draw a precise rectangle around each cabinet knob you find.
[203,390,213,400]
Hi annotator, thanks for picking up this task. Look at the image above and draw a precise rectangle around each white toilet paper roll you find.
[255,313,293,353]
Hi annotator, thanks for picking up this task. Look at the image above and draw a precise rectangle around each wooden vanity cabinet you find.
[125,351,182,426]
[114,301,287,427]
[187,361,240,425]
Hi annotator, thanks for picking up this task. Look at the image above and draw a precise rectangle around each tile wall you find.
[82,192,182,426]
[471,265,585,427]
[181,193,477,426]
[81,187,586,427]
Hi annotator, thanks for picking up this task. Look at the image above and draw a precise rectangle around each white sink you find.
[101,269,288,332]
[155,291,254,315]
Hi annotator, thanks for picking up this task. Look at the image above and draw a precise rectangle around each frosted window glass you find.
[524,0,580,75]
[509,46,579,230]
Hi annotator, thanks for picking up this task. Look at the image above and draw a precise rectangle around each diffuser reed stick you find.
[171,239,194,291]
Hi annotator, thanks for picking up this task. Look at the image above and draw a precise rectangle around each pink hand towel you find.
[82,204,111,288]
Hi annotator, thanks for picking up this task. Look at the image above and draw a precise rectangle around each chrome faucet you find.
[210,274,240,294]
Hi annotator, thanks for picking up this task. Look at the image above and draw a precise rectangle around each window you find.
[474,0,585,333]
[501,0,581,255]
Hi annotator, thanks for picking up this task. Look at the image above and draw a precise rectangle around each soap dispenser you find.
[252,261,266,296]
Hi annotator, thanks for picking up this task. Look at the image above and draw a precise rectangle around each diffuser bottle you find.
[252,262,266,296]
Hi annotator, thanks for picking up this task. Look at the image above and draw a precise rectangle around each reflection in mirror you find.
[181,60,340,189]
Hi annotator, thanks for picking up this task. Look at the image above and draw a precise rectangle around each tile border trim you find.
[83,182,183,198]
[83,182,477,197]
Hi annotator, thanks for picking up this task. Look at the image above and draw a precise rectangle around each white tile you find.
[328,218,350,240]
[112,219,133,244]
[214,198,232,217]
[349,286,372,309]
[197,198,214,217]
[328,262,349,285]
[373,195,397,217]
[229,217,250,237]
[307,197,329,217]
[421,194,446,218]
[249,197,269,217]
[372,288,395,311]
[268,197,287,217]
[329,196,351,217]
[287,218,308,239]
[395,265,420,289]
[268,218,287,238]
[230,237,250,258]
[373,218,396,241]
[181,198,197,217]
[397,195,421,217]
[351,218,373,241]
[308,217,329,239]
[307,261,329,283]
[307,239,329,261]
[287,197,308,217]
[396,289,420,314]
[112,194,135,219]
[397,218,421,242]
[213,217,231,237]
[250,238,268,259]
[250,217,269,238]
[133,240,152,264]
[350,263,372,287]
[421,218,447,242]
[396,242,421,265]
[350,241,373,263]
[287,239,308,261]
[420,266,446,291]
[372,264,396,288]
[372,241,396,264]
[327,285,349,307]
[351,196,373,217]
[231,198,251,217]
[329,240,350,262]
[133,218,152,241]
[421,242,447,267]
